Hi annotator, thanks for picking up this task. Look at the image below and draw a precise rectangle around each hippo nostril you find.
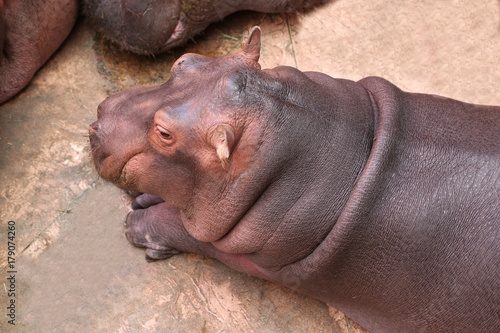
[90,121,99,132]
[88,122,102,150]
[89,121,101,139]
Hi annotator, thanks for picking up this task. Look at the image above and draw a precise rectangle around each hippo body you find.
[89,28,500,332]
[82,0,328,55]
[0,0,78,104]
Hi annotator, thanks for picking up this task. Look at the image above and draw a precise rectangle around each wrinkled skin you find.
[89,27,500,333]
[0,0,78,104]
[82,0,328,55]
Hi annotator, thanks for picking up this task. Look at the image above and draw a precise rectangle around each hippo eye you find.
[155,125,173,142]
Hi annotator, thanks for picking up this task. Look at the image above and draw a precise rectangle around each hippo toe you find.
[125,198,182,262]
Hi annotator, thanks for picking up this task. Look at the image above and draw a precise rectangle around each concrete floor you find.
[1,0,499,332]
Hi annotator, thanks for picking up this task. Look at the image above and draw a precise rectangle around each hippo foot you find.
[124,190,142,199]
[125,194,183,262]
[130,193,165,209]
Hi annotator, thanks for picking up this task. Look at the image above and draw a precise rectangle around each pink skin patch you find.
[164,20,186,47]
[217,252,275,283]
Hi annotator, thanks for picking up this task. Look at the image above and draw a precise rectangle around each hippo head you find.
[90,25,374,242]
[90,27,268,240]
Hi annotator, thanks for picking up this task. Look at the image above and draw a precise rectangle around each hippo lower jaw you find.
[96,152,143,188]
[89,130,143,186]
[116,153,144,188]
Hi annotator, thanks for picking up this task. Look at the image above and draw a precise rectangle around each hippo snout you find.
[88,121,101,152]
[89,121,99,135]
[88,121,106,174]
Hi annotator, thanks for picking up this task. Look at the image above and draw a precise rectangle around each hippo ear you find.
[211,124,235,169]
[242,26,261,63]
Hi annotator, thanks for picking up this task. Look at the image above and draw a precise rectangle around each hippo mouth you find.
[96,151,143,188]
[116,152,144,188]
[89,123,142,187]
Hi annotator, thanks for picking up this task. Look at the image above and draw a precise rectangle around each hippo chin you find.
[89,27,500,333]
[0,0,78,104]
[82,0,328,55]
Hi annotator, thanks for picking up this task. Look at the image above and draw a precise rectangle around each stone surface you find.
[1,0,499,332]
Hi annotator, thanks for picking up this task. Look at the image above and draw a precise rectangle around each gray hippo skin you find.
[89,27,500,332]
[82,0,328,55]
[0,0,78,104]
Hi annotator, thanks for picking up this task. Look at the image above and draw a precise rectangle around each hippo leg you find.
[130,193,165,210]
[125,193,223,262]
[125,195,183,262]
[125,194,272,280]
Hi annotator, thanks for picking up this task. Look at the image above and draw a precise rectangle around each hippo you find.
[0,0,325,104]
[82,0,328,55]
[89,27,500,332]
[0,0,78,104]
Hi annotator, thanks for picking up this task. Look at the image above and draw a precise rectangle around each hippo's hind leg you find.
[125,193,189,262]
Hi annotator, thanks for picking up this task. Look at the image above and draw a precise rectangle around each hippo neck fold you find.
[183,67,376,257]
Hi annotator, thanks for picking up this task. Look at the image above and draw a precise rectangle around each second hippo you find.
[0,0,78,104]
[89,27,500,333]
[82,0,328,54]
